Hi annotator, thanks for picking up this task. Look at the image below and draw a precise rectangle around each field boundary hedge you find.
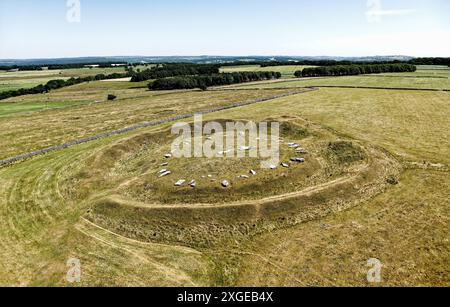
[296,64,417,77]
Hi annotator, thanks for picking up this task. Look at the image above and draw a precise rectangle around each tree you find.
[131,64,221,82]
[148,72,282,91]
[296,63,416,78]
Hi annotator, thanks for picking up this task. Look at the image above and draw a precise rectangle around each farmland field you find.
[0,67,127,93]
[228,66,450,90]
[0,64,448,287]
[220,65,316,78]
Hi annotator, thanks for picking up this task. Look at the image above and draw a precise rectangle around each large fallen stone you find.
[239,146,252,151]
[250,170,257,175]
[164,154,172,159]
[281,163,290,168]
[218,150,232,156]
[188,180,196,188]
[158,170,171,178]
[221,180,230,188]
[175,179,186,187]
[290,157,306,163]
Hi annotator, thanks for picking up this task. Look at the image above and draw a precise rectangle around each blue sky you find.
[0,0,449,59]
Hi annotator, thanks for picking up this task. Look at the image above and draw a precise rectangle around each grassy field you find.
[226,66,450,90]
[223,88,450,165]
[0,64,448,286]
[0,77,70,93]
[235,169,449,286]
[230,74,450,90]
[220,65,315,78]
[0,80,148,117]
[0,100,92,118]
[0,84,297,159]
[0,67,127,93]
[0,132,212,286]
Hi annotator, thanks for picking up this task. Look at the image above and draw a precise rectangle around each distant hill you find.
[0,55,415,67]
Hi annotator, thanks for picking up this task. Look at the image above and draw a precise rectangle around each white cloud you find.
[366,0,417,23]
[366,9,417,17]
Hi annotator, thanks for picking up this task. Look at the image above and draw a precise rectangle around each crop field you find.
[0,64,448,287]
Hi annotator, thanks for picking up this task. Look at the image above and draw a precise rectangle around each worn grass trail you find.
[0,135,212,286]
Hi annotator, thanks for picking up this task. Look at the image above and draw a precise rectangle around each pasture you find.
[220,65,315,78]
[0,67,127,93]
[229,69,450,90]
[0,64,448,286]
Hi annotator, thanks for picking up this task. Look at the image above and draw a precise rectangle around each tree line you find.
[2,57,448,72]
[149,71,282,90]
[0,62,127,71]
[409,58,450,66]
[295,63,417,77]
[259,60,408,67]
[223,58,450,68]
[130,64,220,82]
[220,60,410,67]
[0,72,130,101]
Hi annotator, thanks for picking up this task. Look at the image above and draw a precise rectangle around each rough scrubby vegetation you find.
[327,141,366,165]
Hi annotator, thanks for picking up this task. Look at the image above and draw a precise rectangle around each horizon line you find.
[0,54,423,62]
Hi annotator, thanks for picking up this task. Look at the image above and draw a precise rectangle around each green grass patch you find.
[220,65,316,78]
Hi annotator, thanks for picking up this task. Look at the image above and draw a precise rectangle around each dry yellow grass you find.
[0,87,296,159]
[234,169,450,286]
[214,88,450,165]
[0,133,212,286]
[0,74,448,286]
